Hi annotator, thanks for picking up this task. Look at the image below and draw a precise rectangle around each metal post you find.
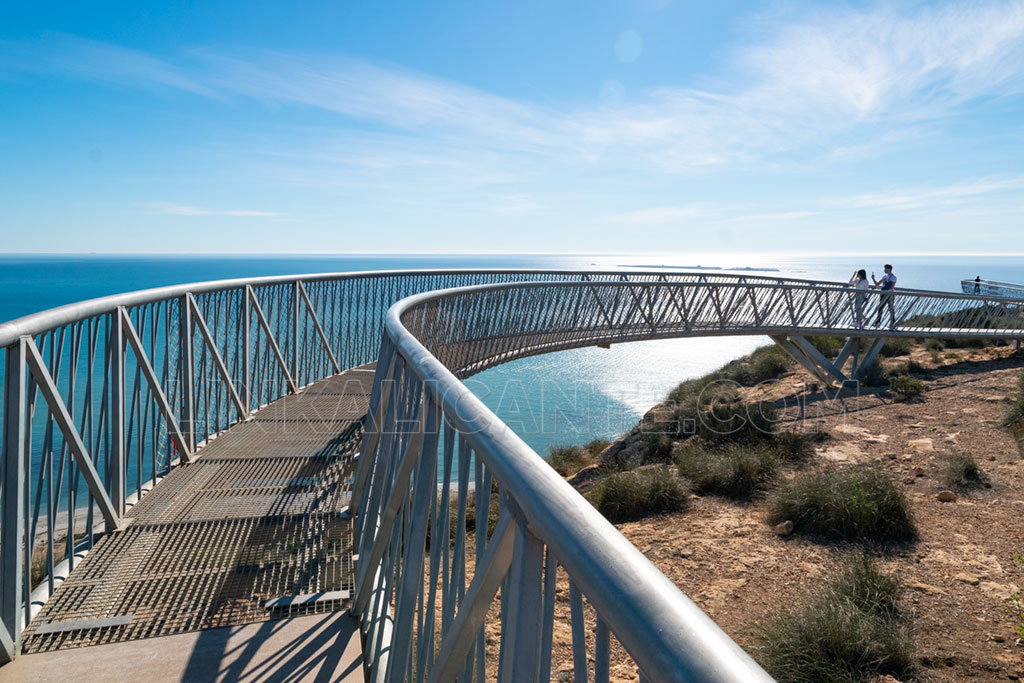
[500,519,545,682]
[855,338,887,380]
[179,295,195,453]
[109,309,126,518]
[293,281,300,389]
[2,339,27,660]
[243,288,251,413]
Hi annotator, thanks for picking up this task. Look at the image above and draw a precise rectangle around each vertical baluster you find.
[109,309,125,518]
[539,550,557,682]
[384,395,439,682]
[500,516,545,682]
[2,338,27,660]
[569,581,588,682]
[595,616,610,683]
[179,295,195,453]
[292,282,300,389]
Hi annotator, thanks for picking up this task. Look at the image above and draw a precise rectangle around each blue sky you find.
[1,0,1023,254]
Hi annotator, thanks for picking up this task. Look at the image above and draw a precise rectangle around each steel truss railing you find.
[962,278,1024,300]
[0,268,827,664]
[353,280,1024,683]
[3,270,1022,672]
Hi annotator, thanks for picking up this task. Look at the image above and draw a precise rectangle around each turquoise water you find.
[3,252,1024,461]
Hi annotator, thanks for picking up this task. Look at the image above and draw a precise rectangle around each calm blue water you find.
[3,253,1024,463]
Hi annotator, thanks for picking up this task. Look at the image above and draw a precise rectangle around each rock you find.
[567,464,605,490]
[774,520,794,536]
[980,581,1017,599]
[914,467,927,477]
[885,452,898,460]
[907,581,948,595]
[875,676,903,683]
[598,432,644,469]
[990,634,1007,643]
[937,490,957,502]
[909,438,934,451]
[954,572,981,585]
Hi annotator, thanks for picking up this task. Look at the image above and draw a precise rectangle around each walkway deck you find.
[11,366,373,677]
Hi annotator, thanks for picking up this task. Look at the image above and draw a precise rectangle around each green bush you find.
[675,442,779,498]
[879,338,912,358]
[666,345,791,407]
[939,451,986,490]
[755,554,913,683]
[1002,374,1024,447]
[586,467,690,523]
[767,466,917,542]
[809,336,844,359]
[923,338,946,352]
[856,362,887,387]
[694,401,777,446]
[888,374,925,400]
[547,439,610,476]
[774,429,817,462]
[945,337,986,349]
[885,360,925,377]
[639,432,674,463]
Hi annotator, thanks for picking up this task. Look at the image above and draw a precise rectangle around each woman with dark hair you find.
[850,268,870,328]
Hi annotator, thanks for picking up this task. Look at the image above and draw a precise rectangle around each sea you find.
[3,252,1024,463]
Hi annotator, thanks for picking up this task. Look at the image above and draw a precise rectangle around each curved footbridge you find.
[1,270,1022,682]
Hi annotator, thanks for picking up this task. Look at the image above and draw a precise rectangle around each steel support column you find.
[1,339,27,661]
[770,335,831,384]
[854,338,887,380]
[791,335,847,383]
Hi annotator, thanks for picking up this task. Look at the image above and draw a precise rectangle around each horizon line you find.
[4,251,1024,258]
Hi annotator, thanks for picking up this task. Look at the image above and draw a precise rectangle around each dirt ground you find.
[604,344,1024,681]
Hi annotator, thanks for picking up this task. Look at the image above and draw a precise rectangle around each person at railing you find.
[849,269,870,328]
[974,276,982,294]
[871,264,898,328]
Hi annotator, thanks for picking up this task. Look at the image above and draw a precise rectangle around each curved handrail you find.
[354,277,1024,681]
[0,268,855,348]
[0,267,861,665]
[356,286,774,681]
[5,267,1024,671]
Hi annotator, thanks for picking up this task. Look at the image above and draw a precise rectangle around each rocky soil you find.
[568,343,1024,681]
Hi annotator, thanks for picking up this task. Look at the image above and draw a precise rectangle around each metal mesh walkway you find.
[19,367,373,654]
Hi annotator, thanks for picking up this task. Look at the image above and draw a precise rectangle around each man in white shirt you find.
[872,264,898,328]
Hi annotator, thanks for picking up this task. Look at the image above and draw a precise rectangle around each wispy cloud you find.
[729,211,819,222]
[608,205,718,225]
[141,202,284,217]
[826,176,1024,211]
[0,34,213,96]
[6,2,1024,174]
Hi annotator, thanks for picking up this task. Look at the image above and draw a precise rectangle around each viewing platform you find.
[3,269,1023,682]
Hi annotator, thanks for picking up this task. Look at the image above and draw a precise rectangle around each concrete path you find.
[0,610,363,683]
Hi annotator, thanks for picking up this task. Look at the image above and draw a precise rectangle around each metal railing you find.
[962,278,1024,299]
[0,268,823,664]
[3,268,1023,673]
[352,280,1024,682]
